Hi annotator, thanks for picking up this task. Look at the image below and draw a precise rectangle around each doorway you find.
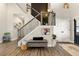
[74,19,76,43]
[74,18,79,44]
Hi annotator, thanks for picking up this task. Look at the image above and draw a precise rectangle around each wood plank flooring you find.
[59,43,79,56]
[0,41,71,56]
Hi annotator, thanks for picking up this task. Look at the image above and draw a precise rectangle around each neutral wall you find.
[49,3,71,42]
[0,3,27,42]
[6,4,27,41]
[0,3,73,43]
[53,18,71,42]
[0,4,7,43]
[0,3,38,42]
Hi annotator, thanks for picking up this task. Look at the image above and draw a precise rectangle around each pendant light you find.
[64,3,69,9]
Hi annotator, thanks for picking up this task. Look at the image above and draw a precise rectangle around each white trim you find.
[10,37,18,41]
[0,37,18,44]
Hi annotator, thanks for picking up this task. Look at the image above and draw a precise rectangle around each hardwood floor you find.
[59,43,79,56]
[0,41,71,56]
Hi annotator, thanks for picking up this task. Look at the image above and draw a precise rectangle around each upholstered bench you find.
[27,39,48,47]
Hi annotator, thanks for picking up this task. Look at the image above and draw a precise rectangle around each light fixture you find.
[64,3,69,9]
[48,9,53,12]
[48,9,51,12]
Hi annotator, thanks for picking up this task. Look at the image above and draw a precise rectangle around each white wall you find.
[0,3,38,42]
[49,3,79,43]
[0,4,7,43]
[6,3,27,41]
[53,18,71,42]
[0,4,74,41]
[6,3,36,41]
[49,3,71,42]
[17,3,31,14]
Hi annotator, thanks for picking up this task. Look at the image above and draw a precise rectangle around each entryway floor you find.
[59,43,79,56]
[0,41,72,56]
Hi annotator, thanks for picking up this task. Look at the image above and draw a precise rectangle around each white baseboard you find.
[10,37,18,41]
[69,40,74,43]
[0,37,18,44]
[57,39,74,43]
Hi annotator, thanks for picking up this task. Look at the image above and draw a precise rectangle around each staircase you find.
[15,4,42,46]
[16,3,55,47]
